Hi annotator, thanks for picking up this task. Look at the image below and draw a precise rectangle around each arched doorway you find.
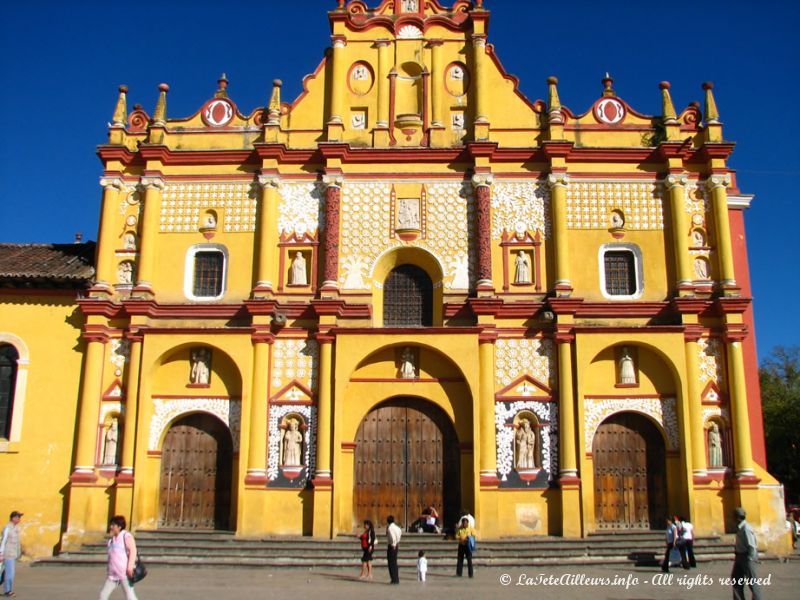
[159,413,233,529]
[353,398,460,531]
[383,265,433,326]
[592,412,666,530]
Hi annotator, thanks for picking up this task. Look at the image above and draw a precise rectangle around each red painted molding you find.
[715,297,751,315]
[244,474,268,486]
[585,393,670,400]
[154,395,241,400]
[69,470,98,484]
[341,442,357,450]
[469,297,503,316]
[350,377,465,383]
[547,297,583,315]
[575,301,670,318]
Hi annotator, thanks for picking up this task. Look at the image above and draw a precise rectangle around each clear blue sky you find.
[1,1,797,361]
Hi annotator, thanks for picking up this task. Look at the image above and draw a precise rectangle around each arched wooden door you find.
[353,398,460,531]
[159,413,233,529]
[592,412,666,530]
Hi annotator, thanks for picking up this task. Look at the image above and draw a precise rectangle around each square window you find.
[604,251,636,296]
[192,251,224,297]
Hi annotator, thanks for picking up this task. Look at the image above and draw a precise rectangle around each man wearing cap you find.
[731,507,761,600]
[0,511,23,597]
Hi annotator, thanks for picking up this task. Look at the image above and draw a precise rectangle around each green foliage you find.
[760,346,800,504]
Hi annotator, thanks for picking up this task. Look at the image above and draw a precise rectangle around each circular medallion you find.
[594,98,626,125]
[202,99,234,127]
[348,62,374,96]
[692,213,704,226]
[445,62,469,97]
[125,215,138,227]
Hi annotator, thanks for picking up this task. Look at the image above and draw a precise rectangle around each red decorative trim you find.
[470,297,503,317]
[147,450,163,457]
[115,472,135,485]
[672,298,713,316]
[722,324,748,343]
[349,377,465,383]
[244,474,268,486]
[715,297,750,314]
[572,325,685,334]
[558,474,581,488]
[548,297,583,315]
[341,441,357,451]
[269,379,315,404]
[584,393,670,400]
[495,373,552,398]
[574,301,670,318]
[554,326,575,344]
[683,324,706,342]
[70,470,98,484]
[154,394,240,400]
[479,473,500,486]
[614,383,639,389]
[333,326,481,335]
[102,379,125,401]
[311,474,333,489]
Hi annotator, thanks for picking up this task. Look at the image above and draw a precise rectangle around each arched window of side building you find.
[0,344,19,439]
[383,264,433,327]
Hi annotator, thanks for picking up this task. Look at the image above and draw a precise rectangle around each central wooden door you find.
[159,413,233,529]
[592,412,666,530]
[353,398,460,531]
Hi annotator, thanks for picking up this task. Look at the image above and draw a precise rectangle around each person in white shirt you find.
[680,516,696,568]
[417,550,427,582]
[386,515,402,584]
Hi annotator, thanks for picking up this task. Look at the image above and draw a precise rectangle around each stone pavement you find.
[11,559,799,599]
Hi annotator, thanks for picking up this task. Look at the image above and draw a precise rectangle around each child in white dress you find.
[417,550,427,582]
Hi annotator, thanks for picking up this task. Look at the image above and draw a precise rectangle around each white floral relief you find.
[119,186,141,216]
[110,339,130,372]
[272,338,319,391]
[495,338,555,388]
[340,182,391,289]
[584,397,678,451]
[279,181,325,236]
[698,337,725,384]
[684,182,712,215]
[160,182,257,233]
[495,401,558,481]
[566,181,663,230]
[267,404,317,481]
[149,398,241,451]
[491,181,550,239]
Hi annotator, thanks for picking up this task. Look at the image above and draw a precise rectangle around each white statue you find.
[515,419,536,469]
[450,65,464,81]
[351,113,366,129]
[619,348,636,384]
[118,262,133,285]
[204,213,217,229]
[400,347,415,379]
[281,418,303,467]
[514,250,531,284]
[103,418,119,465]
[708,422,723,467]
[123,232,136,250]
[610,212,625,228]
[692,230,705,247]
[402,0,418,12]
[397,198,420,230]
[452,113,465,129]
[694,257,709,280]
[290,251,308,285]
[190,348,211,385]
[352,65,368,81]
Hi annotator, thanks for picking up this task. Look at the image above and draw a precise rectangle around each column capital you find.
[471,173,493,189]
[427,38,444,47]
[554,327,575,344]
[331,34,347,48]
[139,176,165,191]
[664,174,689,190]
[478,330,498,344]
[547,172,570,189]
[374,38,391,47]
[706,173,731,191]
[257,174,281,189]
[99,177,125,191]
[471,33,487,47]
[322,174,344,189]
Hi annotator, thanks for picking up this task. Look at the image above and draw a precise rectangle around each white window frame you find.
[598,243,644,300]
[184,244,229,301]
[0,333,29,451]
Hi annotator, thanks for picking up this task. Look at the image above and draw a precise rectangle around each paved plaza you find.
[9,559,799,599]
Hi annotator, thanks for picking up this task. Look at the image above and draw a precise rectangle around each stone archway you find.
[592,412,667,530]
[353,397,460,532]
[158,413,233,530]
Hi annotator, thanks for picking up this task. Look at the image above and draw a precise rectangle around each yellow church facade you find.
[0,0,790,557]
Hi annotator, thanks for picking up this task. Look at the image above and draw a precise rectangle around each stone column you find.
[71,332,108,482]
[94,178,125,291]
[683,331,708,479]
[472,34,488,125]
[556,329,577,480]
[666,174,693,289]
[118,332,142,481]
[134,177,164,294]
[707,175,737,289]
[321,175,343,290]
[725,332,755,478]
[245,332,273,484]
[254,175,280,293]
[548,173,572,295]
[328,35,347,139]
[471,173,493,290]
[376,39,391,128]
[478,331,498,485]
[429,40,444,127]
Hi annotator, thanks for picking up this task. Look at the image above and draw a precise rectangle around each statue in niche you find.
[117,262,133,285]
[450,65,464,81]
[694,257,709,280]
[281,418,304,467]
[351,113,366,129]
[397,198,420,230]
[203,213,217,229]
[452,113,465,129]
[400,347,416,379]
[610,211,625,228]
[515,418,536,469]
[190,348,211,385]
[103,418,119,465]
[290,251,307,285]
[514,250,531,284]
[402,0,418,12]
[692,230,705,247]
[352,65,368,81]
[708,422,724,467]
[123,232,136,250]
[618,348,636,384]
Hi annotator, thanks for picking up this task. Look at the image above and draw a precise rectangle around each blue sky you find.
[1,1,798,360]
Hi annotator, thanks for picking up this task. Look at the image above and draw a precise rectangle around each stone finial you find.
[112,85,128,127]
[215,73,229,99]
[267,79,282,126]
[703,81,720,124]
[152,83,169,126]
[74,232,83,243]
[602,72,615,97]
[547,76,564,125]
[660,81,678,124]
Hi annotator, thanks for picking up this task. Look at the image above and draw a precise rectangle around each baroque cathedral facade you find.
[0,0,789,556]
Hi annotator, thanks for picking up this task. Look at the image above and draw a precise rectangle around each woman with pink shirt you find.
[99,515,139,600]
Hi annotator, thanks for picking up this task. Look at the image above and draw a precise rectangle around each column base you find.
[70,467,98,484]
[244,470,268,486]
[560,485,582,537]
[479,470,499,487]
[312,484,333,538]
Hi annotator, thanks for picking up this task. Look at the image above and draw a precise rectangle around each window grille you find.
[193,251,224,298]
[0,345,19,439]
[604,251,636,296]
[383,265,433,326]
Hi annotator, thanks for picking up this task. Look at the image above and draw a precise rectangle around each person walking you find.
[672,514,690,570]
[99,515,139,600]
[661,516,679,573]
[386,515,402,584]
[455,516,476,578]
[358,520,375,580]
[680,515,697,568]
[731,507,761,600]
[416,550,427,582]
[0,511,23,597]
